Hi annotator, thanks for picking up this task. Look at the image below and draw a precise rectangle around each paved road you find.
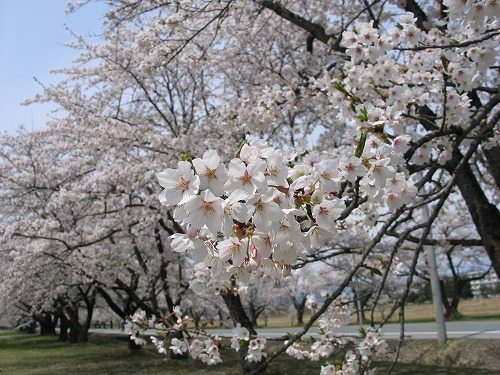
[90,320,500,339]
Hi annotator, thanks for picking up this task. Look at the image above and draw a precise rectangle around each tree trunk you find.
[447,152,500,278]
[67,306,90,343]
[58,313,69,342]
[295,297,307,325]
[222,292,257,335]
[440,278,465,321]
[439,279,452,319]
[69,323,83,343]
[188,307,205,329]
[248,303,266,328]
[39,312,57,335]
[483,145,500,190]
[19,321,36,334]
[249,305,258,328]
[67,307,82,344]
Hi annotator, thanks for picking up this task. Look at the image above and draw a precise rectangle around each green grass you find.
[371,314,500,324]
[254,297,500,328]
[374,362,496,375]
[0,333,498,375]
[457,313,500,321]
[0,333,330,374]
[0,330,27,337]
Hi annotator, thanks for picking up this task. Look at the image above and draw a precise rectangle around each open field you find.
[379,296,500,322]
[0,333,499,375]
[255,297,500,327]
[1,298,499,374]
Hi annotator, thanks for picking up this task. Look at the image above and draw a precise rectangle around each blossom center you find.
[177,177,189,191]
[319,206,329,216]
[230,244,240,254]
[268,166,278,176]
[240,171,252,185]
[255,199,265,212]
[206,168,216,180]
[202,201,214,214]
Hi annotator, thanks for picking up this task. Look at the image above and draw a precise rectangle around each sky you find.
[0,0,108,134]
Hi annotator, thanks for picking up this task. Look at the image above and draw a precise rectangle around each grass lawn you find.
[256,297,500,327]
[381,297,500,322]
[0,333,498,375]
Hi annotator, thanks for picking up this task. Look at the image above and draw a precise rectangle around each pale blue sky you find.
[0,0,108,134]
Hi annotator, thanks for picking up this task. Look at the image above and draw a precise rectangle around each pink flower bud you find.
[249,250,261,269]
[186,225,197,239]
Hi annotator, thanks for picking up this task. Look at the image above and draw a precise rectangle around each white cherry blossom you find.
[192,149,228,197]
[184,190,224,235]
[224,158,267,195]
[218,237,248,268]
[158,160,200,207]
[312,198,346,232]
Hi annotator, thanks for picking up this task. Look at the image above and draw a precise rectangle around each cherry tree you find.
[77,0,499,373]
[0,4,243,347]
[0,122,194,344]
[87,0,499,271]
[0,0,497,373]
[0,128,102,342]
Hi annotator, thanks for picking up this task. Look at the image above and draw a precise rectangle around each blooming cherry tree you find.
[1,0,498,373]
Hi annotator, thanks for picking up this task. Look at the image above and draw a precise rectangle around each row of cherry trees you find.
[0,25,235,342]
[1,0,498,373]
[0,13,340,346]
[103,0,498,373]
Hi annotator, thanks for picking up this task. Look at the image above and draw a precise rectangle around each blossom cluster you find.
[219,10,498,174]
[443,0,500,25]
[288,294,350,361]
[126,299,381,369]
[357,328,388,361]
[124,306,187,347]
[318,328,387,375]
[125,307,223,365]
[320,350,361,375]
[158,136,417,282]
[125,308,268,366]
[322,10,493,138]
[286,319,387,374]
[231,324,268,363]
[286,296,387,374]
[183,338,223,365]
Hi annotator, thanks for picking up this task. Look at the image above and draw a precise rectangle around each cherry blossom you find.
[184,190,224,235]
[224,158,267,196]
[311,198,347,232]
[170,338,189,355]
[192,149,228,197]
[218,237,249,268]
[158,161,200,207]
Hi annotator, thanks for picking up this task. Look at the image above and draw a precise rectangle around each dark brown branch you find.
[255,0,341,50]
[404,0,429,32]
[386,232,484,247]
